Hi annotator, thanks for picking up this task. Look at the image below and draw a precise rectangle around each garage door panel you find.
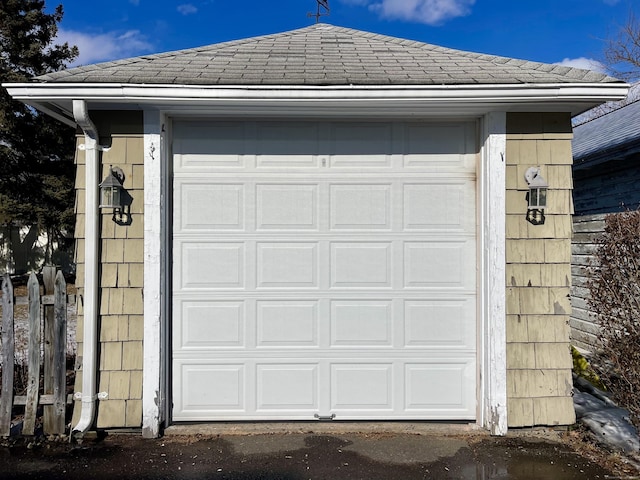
[174,122,247,169]
[256,301,319,347]
[172,119,478,421]
[330,184,391,230]
[404,241,474,289]
[256,242,319,288]
[403,181,475,232]
[256,122,320,168]
[330,242,392,288]
[331,364,393,410]
[178,301,245,349]
[405,362,475,412]
[404,299,475,348]
[177,363,246,413]
[329,123,393,167]
[256,184,318,230]
[179,242,245,289]
[256,365,319,411]
[330,300,393,347]
[404,123,476,169]
[178,183,245,231]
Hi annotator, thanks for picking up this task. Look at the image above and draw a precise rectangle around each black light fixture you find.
[99,166,125,221]
[524,166,548,225]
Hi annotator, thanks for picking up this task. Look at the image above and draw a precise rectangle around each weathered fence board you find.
[43,266,55,434]
[23,273,41,435]
[0,274,14,436]
[52,270,67,434]
[0,268,71,437]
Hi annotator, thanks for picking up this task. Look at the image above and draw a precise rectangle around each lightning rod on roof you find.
[308,0,329,23]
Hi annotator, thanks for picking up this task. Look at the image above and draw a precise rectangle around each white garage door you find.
[172,120,478,421]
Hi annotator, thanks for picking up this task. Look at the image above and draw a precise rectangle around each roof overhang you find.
[3,82,630,126]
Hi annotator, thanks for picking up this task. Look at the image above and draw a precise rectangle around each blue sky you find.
[54,0,633,73]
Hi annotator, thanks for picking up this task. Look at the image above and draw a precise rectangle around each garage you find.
[171,118,478,421]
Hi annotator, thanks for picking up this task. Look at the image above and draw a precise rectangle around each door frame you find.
[141,110,507,436]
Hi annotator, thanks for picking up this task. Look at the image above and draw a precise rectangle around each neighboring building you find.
[4,24,628,437]
[571,96,640,351]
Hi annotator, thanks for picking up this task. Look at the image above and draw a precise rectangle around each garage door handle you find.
[314,414,336,421]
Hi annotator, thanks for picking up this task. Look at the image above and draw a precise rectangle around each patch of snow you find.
[574,377,640,454]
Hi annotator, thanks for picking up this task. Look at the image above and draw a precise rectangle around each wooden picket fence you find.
[0,266,73,437]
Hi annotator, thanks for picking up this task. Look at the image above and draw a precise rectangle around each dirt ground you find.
[1,427,639,480]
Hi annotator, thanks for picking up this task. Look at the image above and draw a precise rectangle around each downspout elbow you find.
[71,99,100,440]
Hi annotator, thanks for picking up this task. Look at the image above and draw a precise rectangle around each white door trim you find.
[142,109,166,438]
[142,111,508,434]
[479,112,507,435]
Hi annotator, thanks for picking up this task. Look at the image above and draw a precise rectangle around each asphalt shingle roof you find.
[36,24,620,86]
[573,99,640,163]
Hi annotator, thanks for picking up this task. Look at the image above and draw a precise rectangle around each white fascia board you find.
[3,82,630,117]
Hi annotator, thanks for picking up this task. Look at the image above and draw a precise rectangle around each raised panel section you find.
[257,301,319,347]
[173,122,246,168]
[179,301,244,348]
[404,299,474,348]
[331,243,391,288]
[257,365,318,410]
[257,243,318,288]
[403,183,472,231]
[405,363,474,412]
[180,243,244,289]
[257,184,318,230]
[329,123,392,167]
[179,364,245,411]
[179,183,244,231]
[330,184,391,230]
[331,365,392,409]
[404,241,472,289]
[331,301,392,346]
[404,123,475,169]
[256,123,319,167]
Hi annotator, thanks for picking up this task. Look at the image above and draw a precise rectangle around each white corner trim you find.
[480,111,507,435]
[142,110,163,438]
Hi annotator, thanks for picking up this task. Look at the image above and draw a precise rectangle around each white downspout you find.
[71,100,100,438]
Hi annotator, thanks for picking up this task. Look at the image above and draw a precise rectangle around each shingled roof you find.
[573,98,640,165]
[36,24,619,86]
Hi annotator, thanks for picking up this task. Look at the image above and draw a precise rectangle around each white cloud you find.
[342,0,475,25]
[56,28,154,65]
[177,4,198,15]
[556,57,607,73]
[129,0,141,5]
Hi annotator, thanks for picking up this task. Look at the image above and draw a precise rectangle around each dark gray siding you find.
[573,154,640,216]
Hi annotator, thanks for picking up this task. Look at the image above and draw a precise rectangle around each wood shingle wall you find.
[505,113,576,427]
[73,112,145,428]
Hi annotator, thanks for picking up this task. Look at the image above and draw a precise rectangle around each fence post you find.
[43,266,55,434]
[52,270,67,434]
[23,272,40,435]
[0,274,14,436]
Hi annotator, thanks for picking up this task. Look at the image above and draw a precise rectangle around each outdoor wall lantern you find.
[99,166,129,223]
[524,166,548,226]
